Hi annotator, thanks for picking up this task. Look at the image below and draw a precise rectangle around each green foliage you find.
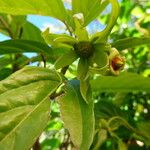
[0,0,68,22]
[91,72,150,92]
[72,0,102,26]
[58,80,94,150]
[0,39,52,54]
[0,0,149,150]
[0,66,62,149]
[112,37,150,50]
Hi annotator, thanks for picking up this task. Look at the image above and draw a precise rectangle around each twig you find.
[32,138,41,150]
[50,91,64,100]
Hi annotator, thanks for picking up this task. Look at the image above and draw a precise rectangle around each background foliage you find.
[0,0,150,150]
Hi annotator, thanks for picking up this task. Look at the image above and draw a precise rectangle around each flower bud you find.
[109,48,125,75]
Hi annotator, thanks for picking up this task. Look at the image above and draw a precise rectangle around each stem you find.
[41,53,46,68]
[64,21,73,36]
[12,54,22,72]
[50,91,64,100]
[0,16,14,38]
[108,116,148,139]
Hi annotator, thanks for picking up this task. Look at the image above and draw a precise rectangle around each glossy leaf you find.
[0,0,68,23]
[112,37,150,50]
[0,14,26,38]
[0,39,52,54]
[72,0,102,26]
[21,21,44,42]
[42,29,76,49]
[0,66,62,150]
[77,58,90,103]
[55,50,78,69]
[93,44,109,68]
[92,0,120,42]
[91,72,150,92]
[77,58,89,80]
[93,129,107,150]
[58,80,94,150]
[80,79,91,104]
[73,16,89,41]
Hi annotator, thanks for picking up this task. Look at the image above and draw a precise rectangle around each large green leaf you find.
[0,0,68,22]
[90,72,150,92]
[0,39,51,54]
[55,50,78,70]
[0,39,71,63]
[58,80,94,150]
[112,37,150,50]
[72,0,102,26]
[0,66,62,150]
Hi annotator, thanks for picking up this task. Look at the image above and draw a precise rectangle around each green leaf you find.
[80,79,91,104]
[54,50,78,69]
[58,80,94,150]
[72,0,102,26]
[137,122,150,146]
[21,21,44,42]
[112,37,150,50]
[93,129,107,150]
[0,66,62,150]
[108,116,135,132]
[93,44,109,68]
[118,140,128,150]
[0,39,52,55]
[0,14,26,38]
[42,29,76,48]
[91,0,120,42]
[91,72,150,92]
[0,56,12,70]
[94,100,126,128]
[73,16,89,41]
[0,68,12,80]
[0,0,68,22]
[77,58,90,103]
[77,58,89,80]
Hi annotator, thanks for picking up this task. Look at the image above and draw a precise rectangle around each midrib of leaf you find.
[0,96,49,144]
[72,85,83,145]
[0,105,34,115]
[0,79,58,95]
